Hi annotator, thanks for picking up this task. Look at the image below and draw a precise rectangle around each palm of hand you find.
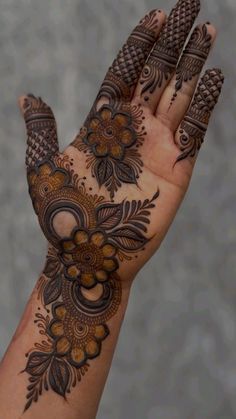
[18,1,224,411]
[20,2,223,282]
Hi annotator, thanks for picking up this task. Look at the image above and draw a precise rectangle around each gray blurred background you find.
[0,0,235,418]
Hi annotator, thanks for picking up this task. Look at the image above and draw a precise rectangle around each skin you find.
[0,1,224,418]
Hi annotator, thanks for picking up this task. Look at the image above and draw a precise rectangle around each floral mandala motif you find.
[27,161,69,213]
[84,105,136,160]
[60,227,118,288]
[23,156,159,411]
[74,104,146,199]
[49,302,109,367]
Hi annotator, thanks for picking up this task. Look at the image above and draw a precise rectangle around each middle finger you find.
[133,0,201,113]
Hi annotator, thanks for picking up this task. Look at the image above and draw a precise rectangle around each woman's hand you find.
[15,0,223,413]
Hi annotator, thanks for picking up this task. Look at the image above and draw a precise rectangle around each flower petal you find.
[74,230,89,245]
[94,325,109,340]
[85,340,100,358]
[71,347,86,366]
[38,163,52,176]
[100,107,112,121]
[95,270,108,283]
[88,118,100,131]
[95,144,108,157]
[110,144,124,160]
[66,265,80,279]
[102,244,116,257]
[62,240,76,252]
[55,305,67,321]
[56,337,71,355]
[113,113,130,127]
[52,171,67,187]
[120,128,135,146]
[81,273,96,288]
[90,232,105,247]
[103,258,118,272]
[87,133,98,145]
[50,321,64,337]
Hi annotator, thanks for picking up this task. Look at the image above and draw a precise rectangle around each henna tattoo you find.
[23,155,159,410]
[24,95,59,169]
[73,104,146,198]
[72,11,160,198]
[140,0,200,101]
[98,10,159,103]
[175,69,224,163]
[170,24,212,106]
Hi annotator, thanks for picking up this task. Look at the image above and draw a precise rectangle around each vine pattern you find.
[23,154,159,411]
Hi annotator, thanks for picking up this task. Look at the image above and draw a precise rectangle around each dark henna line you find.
[23,95,59,169]
[170,24,212,106]
[24,156,159,410]
[140,0,200,101]
[175,68,224,163]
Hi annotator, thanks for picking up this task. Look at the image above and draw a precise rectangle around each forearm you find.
[0,274,131,419]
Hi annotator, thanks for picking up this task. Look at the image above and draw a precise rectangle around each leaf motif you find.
[110,227,148,251]
[43,275,62,306]
[151,190,160,201]
[44,257,60,278]
[95,158,113,187]
[115,161,136,184]
[24,398,33,412]
[49,357,70,397]
[96,203,123,229]
[26,352,52,376]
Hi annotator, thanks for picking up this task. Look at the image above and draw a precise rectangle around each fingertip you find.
[156,8,166,21]
[204,22,217,41]
[18,95,28,115]
[140,9,166,34]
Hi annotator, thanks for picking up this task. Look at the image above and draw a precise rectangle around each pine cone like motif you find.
[175,68,224,163]
[26,126,58,168]
[159,0,201,54]
[140,0,200,98]
[107,10,158,88]
[24,95,59,168]
[112,45,147,86]
[189,68,224,124]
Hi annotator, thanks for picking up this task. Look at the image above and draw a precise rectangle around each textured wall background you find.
[0,0,235,418]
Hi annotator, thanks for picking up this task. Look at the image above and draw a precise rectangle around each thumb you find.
[18,94,59,170]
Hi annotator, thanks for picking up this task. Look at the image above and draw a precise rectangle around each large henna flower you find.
[49,303,109,366]
[85,105,136,160]
[60,228,119,289]
[27,161,69,213]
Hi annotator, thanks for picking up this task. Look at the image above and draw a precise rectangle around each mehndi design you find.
[175,68,224,162]
[74,104,145,198]
[140,0,201,101]
[23,95,59,168]
[19,1,224,412]
[22,97,159,410]
[72,10,160,198]
[170,23,212,106]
